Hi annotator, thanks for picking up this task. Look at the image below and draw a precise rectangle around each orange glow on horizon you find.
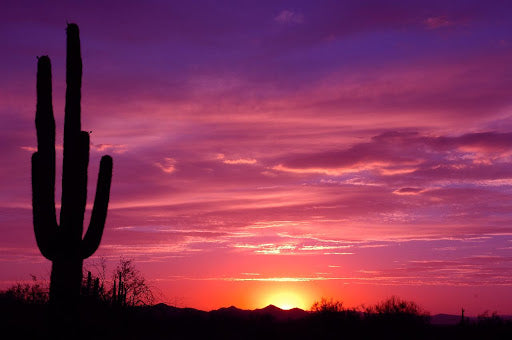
[262,289,309,310]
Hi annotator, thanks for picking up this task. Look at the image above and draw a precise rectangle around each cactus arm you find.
[35,56,57,226]
[60,23,84,234]
[31,153,58,260]
[32,56,58,261]
[81,155,113,259]
[36,56,56,154]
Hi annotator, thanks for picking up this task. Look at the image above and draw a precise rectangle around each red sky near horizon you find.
[1,0,512,315]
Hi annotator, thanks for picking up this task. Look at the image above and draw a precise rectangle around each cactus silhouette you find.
[112,272,127,307]
[31,23,112,313]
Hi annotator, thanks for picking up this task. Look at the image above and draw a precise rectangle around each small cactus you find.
[31,23,113,313]
[112,278,117,303]
[93,277,100,298]
[85,271,92,295]
[112,272,127,307]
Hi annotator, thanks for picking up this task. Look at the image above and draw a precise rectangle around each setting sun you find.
[264,290,308,310]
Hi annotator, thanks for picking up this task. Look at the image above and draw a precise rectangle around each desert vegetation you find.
[2,280,511,340]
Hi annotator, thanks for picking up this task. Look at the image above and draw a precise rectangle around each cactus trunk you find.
[32,23,113,315]
[50,258,83,307]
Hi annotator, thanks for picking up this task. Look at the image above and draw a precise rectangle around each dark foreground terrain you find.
[2,300,512,340]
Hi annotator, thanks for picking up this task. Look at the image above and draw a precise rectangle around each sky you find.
[1,0,512,315]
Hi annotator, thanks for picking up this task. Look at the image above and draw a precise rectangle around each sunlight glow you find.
[264,290,307,310]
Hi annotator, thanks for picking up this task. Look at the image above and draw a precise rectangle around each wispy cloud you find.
[217,153,257,165]
[274,10,304,24]
[424,16,452,29]
[154,157,177,173]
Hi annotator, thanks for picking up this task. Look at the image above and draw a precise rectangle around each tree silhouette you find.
[31,23,113,318]
[311,298,345,313]
[112,259,154,307]
[0,275,48,304]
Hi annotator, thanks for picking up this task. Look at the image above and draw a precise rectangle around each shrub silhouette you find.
[371,295,426,316]
[31,23,113,317]
[82,271,105,305]
[0,275,48,304]
[112,259,154,307]
[311,298,345,313]
[362,296,430,339]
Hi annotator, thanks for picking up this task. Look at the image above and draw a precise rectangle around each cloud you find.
[273,135,421,176]
[274,10,304,24]
[223,158,257,165]
[224,276,335,282]
[92,143,128,154]
[429,132,512,154]
[20,146,37,152]
[393,187,424,195]
[424,16,452,29]
[216,153,257,165]
[273,131,512,181]
[154,157,177,173]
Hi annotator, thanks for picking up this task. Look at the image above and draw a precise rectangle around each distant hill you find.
[430,314,464,325]
[145,302,208,320]
[430,313,512,325]
[144,303,309,321]
[145,304,512,326]
[253,304,309,321]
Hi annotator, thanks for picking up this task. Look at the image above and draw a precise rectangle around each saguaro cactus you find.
[31,23,113,312]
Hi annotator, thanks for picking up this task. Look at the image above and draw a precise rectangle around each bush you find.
[311,298,345,313]
[371,296,426,316]
[0,275,48,304]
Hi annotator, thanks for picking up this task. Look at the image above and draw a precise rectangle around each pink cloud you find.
[92,143,128,154]
[424,16,453,29]
[273,131,512,183]
[217,153,257,165]
[274,10,304,24]
[393,187,424,195]
[154,157,177,174]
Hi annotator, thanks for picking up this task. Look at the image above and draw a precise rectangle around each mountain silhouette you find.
[254,304,309,320]
[142,303,308,321]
